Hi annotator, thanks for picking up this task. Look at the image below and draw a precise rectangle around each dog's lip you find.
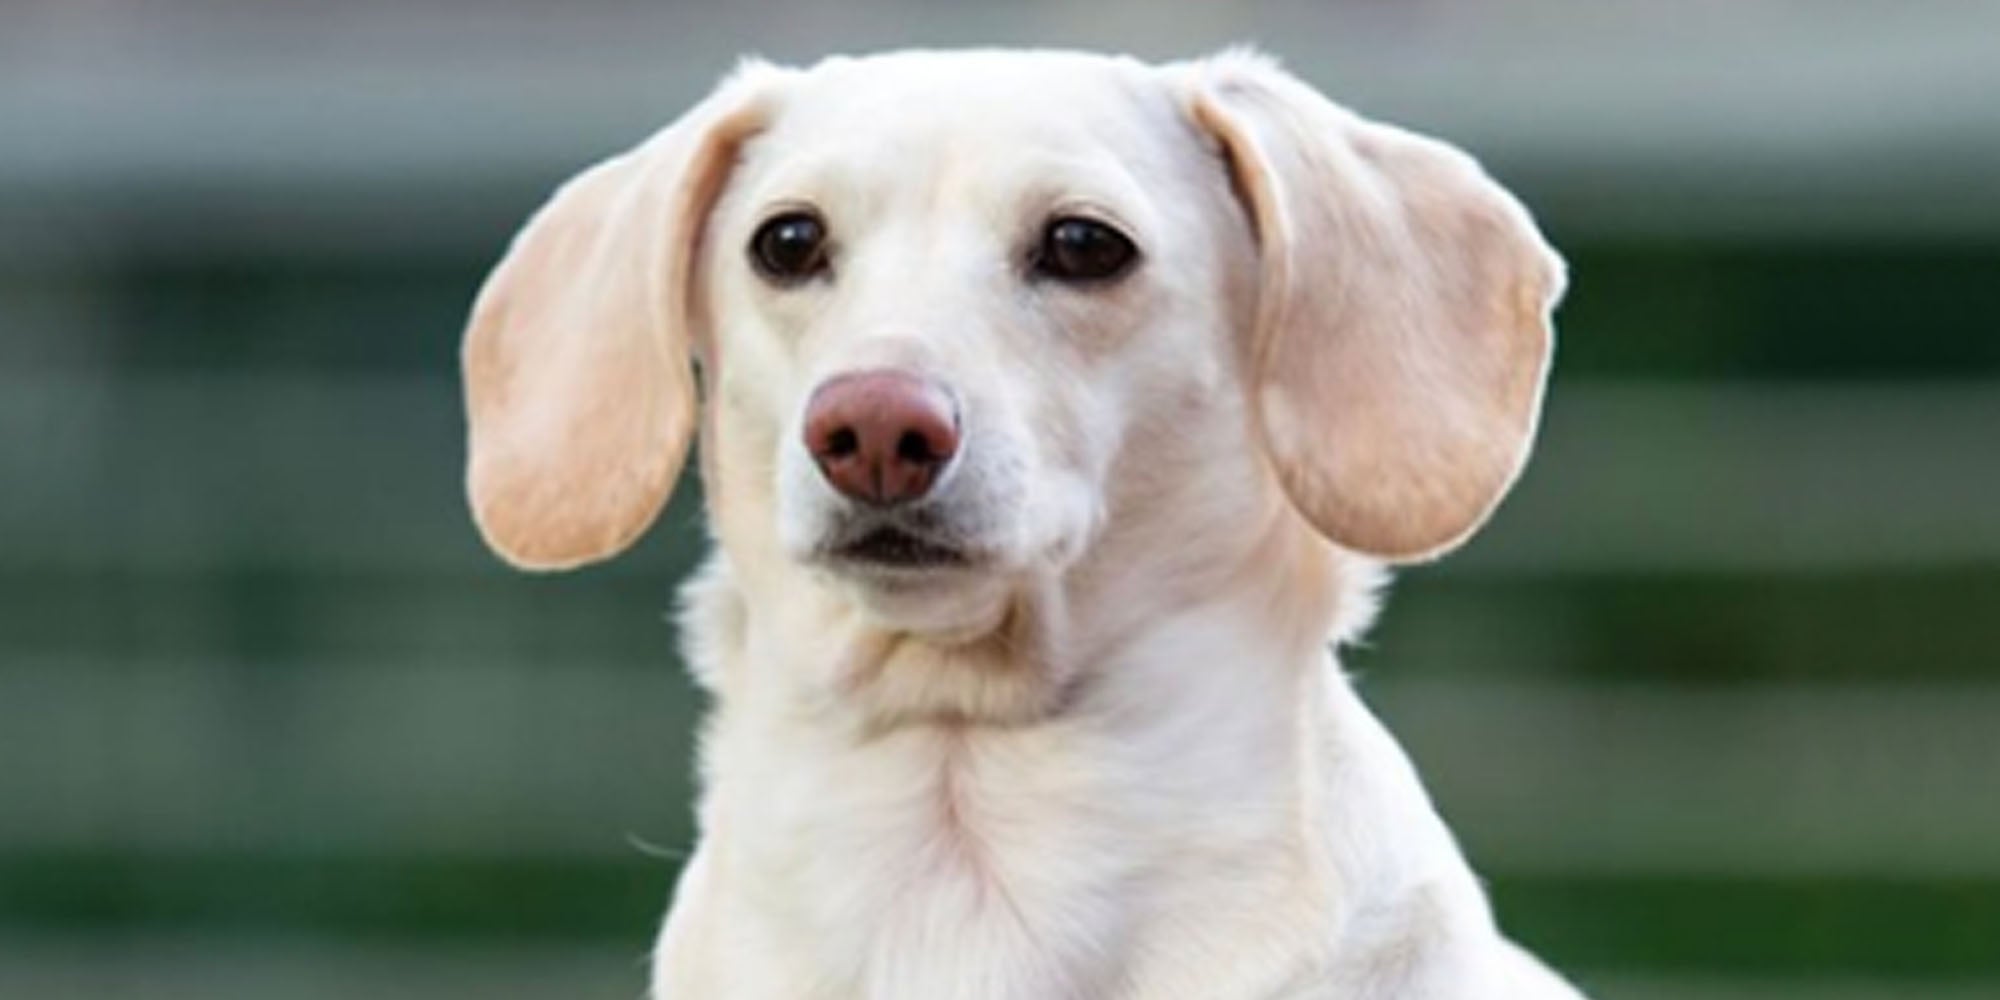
[823,525,979,572]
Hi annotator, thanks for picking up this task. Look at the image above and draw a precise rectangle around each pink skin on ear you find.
[1187,53,1564,563]
[461,71,780,571]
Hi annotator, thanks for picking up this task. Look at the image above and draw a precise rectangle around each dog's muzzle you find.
[804,369,978,572]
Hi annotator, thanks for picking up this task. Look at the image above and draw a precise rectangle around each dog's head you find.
[463,49,1562,648]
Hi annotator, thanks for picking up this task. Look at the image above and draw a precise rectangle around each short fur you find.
[461,48,1579,1000]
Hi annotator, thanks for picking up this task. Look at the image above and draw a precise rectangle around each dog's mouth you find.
[809,512,1016,638]
[830,525,972,571]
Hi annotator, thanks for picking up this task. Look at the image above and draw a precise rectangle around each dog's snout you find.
[804,370,960,506]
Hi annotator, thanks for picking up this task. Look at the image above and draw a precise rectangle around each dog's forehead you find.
[756,50,1182,174]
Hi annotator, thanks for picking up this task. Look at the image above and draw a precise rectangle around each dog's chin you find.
[850,571,1014,641]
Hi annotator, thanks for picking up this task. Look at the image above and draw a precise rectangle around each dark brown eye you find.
[750,211,830,283]
[1034,216,1138,283]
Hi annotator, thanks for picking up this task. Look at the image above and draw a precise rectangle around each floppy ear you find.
[462,67,779,570]
[1185,52,1565,562]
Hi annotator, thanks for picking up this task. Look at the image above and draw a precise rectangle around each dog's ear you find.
[462,65,782,571]
[1184,52,1565,562]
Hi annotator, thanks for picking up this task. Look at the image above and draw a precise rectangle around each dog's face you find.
[696,53,1256,634]
[462,49,1563,647]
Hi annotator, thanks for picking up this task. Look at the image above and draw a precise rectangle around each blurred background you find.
[4,1,1998,997]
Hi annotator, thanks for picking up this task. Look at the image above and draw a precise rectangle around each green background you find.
[4,3,1997,997]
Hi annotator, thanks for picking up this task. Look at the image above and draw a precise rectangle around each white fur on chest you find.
[648,548,1576,1000]
[724,718,1137,998]
[660,566,1361,999]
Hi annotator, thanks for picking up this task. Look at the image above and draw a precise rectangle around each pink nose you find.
[803,370,960,505]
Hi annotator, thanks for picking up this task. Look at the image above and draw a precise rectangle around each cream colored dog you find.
[461,48,1579,1000]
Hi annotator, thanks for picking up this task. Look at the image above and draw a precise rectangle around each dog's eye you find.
[1033,216,1138,283]
[750,211,830,283]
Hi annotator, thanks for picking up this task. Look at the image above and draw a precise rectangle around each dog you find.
[461,48,1578,1000]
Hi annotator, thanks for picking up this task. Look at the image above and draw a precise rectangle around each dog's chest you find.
[721,722,1140,999]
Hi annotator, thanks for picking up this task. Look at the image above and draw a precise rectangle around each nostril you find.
[896,429,938,465]
[825,427,859,459]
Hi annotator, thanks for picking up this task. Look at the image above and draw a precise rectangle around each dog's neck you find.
[674,491,1395,997]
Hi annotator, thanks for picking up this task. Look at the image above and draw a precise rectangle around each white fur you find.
[468,47,1584,1000]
